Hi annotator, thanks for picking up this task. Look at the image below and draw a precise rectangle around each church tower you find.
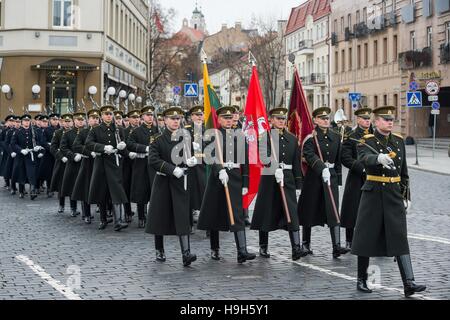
[190,2,206,33]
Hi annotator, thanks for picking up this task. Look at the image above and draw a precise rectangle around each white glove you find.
[296,190,301,198]
[322,168,331,186]
[129,152,137,160]
[173,167,184,179]
[404,200,412,211]
[117,141,126,150]
[193,142,201,152]
[186,156,198,168]
[242,188,248,195]
[11,152,17,158]
[219,169,229,186]
[275,168,284,186]
[377,154,394,169]
[21,149,29,156]
[145,146,150,153]
[33,146,41,152]
[61,157,68,163]
[74,154,82,162]
[38,153,44,159]
[104,145,115,154]
[91,151,97,159]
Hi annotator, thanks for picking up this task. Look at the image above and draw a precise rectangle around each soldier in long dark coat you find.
[38,113,59,197]
[127,106,159,228]
[72,109,100,224]
[60,112,87,217]
[198,106,256,264]
[33,115,45,192]
[297,107,350,259]
[0,115,15,189]
[10,114,43,200]
[85,105,128,231]
[50,114,73,213]
[340,108,373,249]
[3,117,20,195]
[145,106,197,267]
[352,106,426,297]
[251,108,307,260]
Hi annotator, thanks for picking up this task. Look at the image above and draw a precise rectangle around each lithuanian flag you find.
[203,62,220,129]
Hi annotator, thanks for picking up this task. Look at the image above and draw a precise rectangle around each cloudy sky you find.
[160,0,306,34]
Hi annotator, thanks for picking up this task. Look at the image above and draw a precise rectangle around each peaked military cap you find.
[373,106,396,120]
[354,108,373,119]
[87,109,100,118]
[163,106,184,118]
[73,112,86,120]
[127,109,141,118]
[216,106,235,118]
[189,105,204,115]
[21,114,32,121]
[113,110,124,118]
[5,115,16,122]
[269,108,289,118]
[61,114,73,121]
[312,107,331,118]
[141,105,155,115]
[100,105,115,114]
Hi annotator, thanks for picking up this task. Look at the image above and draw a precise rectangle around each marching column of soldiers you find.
[0,103,426,297]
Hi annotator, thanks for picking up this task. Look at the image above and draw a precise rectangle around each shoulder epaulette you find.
[184,125,192,129]
[392,133,403,139]
[363,134,375,139]
[153,134,162,141]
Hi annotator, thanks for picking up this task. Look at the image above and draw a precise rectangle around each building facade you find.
[284,0,331,112]
[0,0,148,118]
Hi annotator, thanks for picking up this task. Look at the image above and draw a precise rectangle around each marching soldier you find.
[86,105,129,231]
[4,116,21,195]
[352,106,426,297]
[157,115,165,133]
[38,113,60,197]
[0,115,15,189]
[10,114,43,200]
[297,107,350,258]
[198,106,256,264]
[72,109,100,224]
[340,108,373,249]
[114,110,124,127]
[251,108,307,260]
[60,112,86,217]
[50,114,74,213]
[146,106,197,266]
[127,105,159,228]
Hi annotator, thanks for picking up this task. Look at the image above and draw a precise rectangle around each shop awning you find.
[31,59,99,71]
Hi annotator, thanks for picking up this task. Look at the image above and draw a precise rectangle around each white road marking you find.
[248,246,435,300]
[15,255,82,300]
[409,233,450,245]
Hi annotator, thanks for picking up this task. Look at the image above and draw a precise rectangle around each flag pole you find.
[202,52,235,226]
[249,54,291,224]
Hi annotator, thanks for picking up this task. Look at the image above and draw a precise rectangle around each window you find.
[341,49,346,72]
[383,94,388,106]
[334,19,337,33]
[410,31,416,50]
[383,37,388,64]
[363,7,367,24]
[348,14,352,30]
[357,45,361,69]
[349,47,352,70]
[447,23,450,43]
[341,17,344,33]
[427,27,432,48]
[374,95,378,108]
[335,51,338,73]
[382,0,387,14]
[394,94,399,108]
[374,40,378,65]
[356,10,360,24]
[393,0,397,11]
[364,43,368,67]
[393,35,398,61]
[53,0,72,27]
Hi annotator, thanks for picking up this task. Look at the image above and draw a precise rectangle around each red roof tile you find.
[285,0,331,36]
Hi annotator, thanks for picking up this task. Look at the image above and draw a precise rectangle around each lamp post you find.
[2,84,13,100]
[32,85,41,99]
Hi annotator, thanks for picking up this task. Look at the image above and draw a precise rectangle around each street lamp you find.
[88,85,98,96]
[2,84,13,100]
[32,84,41,99]
[119,90,127,99]
[107,87,116,104]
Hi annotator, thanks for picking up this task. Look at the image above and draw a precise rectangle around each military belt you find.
[324,162,335,169]
[367,175,401,183]
[223,162,240,170]
[279,163,293,170]
[135,153,148,159]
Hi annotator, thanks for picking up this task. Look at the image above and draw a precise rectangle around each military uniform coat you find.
[251,129,302,232]
[60,128,82,197]
[297,127,342,228]
[71,127,94,202]
[127,124,159,204]
[85,122,128,205]
[352,130,410,257]
[0,127,12,177]
[2,128,17,180]
[197,127,249,233]
[50,129,67,193]
[145,129,191,236]
[38,125,58,183]
[122,125,136,203]
[340,126,371,229]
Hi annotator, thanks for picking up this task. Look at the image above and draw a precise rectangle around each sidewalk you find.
[406,145,450,176]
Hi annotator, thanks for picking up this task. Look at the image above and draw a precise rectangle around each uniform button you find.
[380,149,383,152]
[326,144,329,147]
[399,157,401,160]
[382,174,385,177]
[382,183,386,186]
[376,142,379,144]
[398,149,401,151]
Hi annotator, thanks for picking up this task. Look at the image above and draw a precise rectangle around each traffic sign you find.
[173,86,181,95]
[425,80,440,95]
[409,81,419,91]
[406,91,422,108]
[428,95,439,102]
[432,102,440,110]
[352,102,359,109]
[184,83,199,97]
[348,92,361,102]
[431,109,440,115]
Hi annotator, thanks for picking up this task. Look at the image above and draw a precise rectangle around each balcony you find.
[436,0,450,15]
[331,32,338,46]
[299,39,313,55]
[440,43,450,64]
[353,23,369,39]
[345,27,354,41]
[367,15,385,33]
[399,47,432,70]
[310,73,327,85]
[384,11,397,27]
[401,3,415,24]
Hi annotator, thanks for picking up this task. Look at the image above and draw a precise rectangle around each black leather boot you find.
[346,228,353,249]
[357,256,372,293]
[289,231,308,260]
[211,249,221,261]
[330,226,350,258]
[155,235,165,262]
[156,249,166,262]
[397,255,426,297]
[243,209,251,227]
[259,231,270,258]
[113,205,128,231]
[180,235,197,266]
[302,227,313,255]
[70,200,80,217]
[137,204,146,228]
[30,187,37,201]
[234,230,256,264]
[83,202,91,224]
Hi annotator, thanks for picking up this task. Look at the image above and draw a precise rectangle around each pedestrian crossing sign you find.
[407,91,422,108]
[184,83,199,97]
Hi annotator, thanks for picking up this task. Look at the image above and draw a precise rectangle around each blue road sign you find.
[184,83,199,97]
[173,86,181,95]
[432,102,440,110]
[348,92,361,102]
[409,81,419,91]
[407,91,422,108]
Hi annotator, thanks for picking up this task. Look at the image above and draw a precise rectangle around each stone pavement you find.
[0,168,449,300]
[406,145,450,175]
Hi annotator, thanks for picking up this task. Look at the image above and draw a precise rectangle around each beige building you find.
[0,0,149,118]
